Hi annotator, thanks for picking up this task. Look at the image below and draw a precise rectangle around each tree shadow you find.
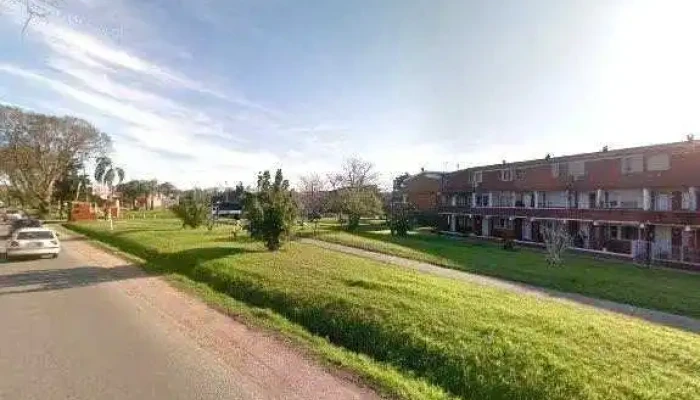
[0,264,145,296]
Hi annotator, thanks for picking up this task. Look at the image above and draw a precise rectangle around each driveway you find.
[0,228,379,400]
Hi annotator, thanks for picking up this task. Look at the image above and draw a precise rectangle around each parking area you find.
[0,223,8,260]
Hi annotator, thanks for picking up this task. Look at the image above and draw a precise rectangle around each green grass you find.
[65,219,700,400]
[300,221,700,319]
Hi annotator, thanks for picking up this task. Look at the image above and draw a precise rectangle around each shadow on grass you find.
[65,224,261,278]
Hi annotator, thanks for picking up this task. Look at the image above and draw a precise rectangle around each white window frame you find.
[551,163,560,178]
[646,153,670,171]
[472,171,483,183]
[515,168,525,180]
[500,168,513,182]
[621,155,643,174]
[568,161,585,178]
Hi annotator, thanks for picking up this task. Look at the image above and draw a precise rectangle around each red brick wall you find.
[444,146,700,193]
[403,175,441,211]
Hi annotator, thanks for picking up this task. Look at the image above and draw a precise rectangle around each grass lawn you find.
[300,220,700,319]
[66,219,700,400]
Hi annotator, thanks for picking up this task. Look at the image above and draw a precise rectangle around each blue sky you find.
[1,0,699,188]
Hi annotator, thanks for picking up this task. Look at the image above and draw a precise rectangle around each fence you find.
[632,240,700,265]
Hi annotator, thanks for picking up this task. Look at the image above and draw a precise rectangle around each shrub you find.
[543,222,570,266]
[244,169,297,250]
[171,190,210,229]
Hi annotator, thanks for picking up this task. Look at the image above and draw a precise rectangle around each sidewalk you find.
[302,238,700,334]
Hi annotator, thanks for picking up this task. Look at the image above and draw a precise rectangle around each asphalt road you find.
[0,238,247,399]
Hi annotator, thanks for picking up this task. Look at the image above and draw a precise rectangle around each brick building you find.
[393,170,444,212]
[399,139,700,268]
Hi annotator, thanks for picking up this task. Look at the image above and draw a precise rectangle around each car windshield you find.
[17,231,55,240]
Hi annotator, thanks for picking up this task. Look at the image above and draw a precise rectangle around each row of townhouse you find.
[396,139,700,268]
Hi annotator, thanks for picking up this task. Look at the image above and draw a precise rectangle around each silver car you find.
[6,228,61,259]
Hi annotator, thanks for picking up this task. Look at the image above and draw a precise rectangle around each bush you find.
[388,203,414,236]
[244,169,297,251]
[171,191,210,229]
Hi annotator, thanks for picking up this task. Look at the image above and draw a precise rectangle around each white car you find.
[4,210,23,221]
[6,228,61,259]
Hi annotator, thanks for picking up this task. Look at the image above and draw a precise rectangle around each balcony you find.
[437,205,700,226]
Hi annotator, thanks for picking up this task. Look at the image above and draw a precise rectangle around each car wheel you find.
[52,253,59,259]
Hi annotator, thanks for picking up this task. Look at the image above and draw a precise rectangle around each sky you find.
[1,0,700,189]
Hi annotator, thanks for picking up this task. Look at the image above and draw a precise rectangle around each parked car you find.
[6,227,61,259]
[3,209,23,222]
[10,218,42,234]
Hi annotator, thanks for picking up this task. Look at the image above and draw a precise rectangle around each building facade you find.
[406,140,700,268]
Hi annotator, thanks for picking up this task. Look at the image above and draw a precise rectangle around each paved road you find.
[0,227,378,400]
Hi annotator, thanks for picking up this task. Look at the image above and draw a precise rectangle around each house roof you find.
[446,139,700,175]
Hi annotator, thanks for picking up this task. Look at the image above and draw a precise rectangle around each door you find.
[531,221,542,242]
[589,192,597,209]
[672,227,683,260]
[473,216,483,236]
[514,219,523,240]
[672,191,683,211]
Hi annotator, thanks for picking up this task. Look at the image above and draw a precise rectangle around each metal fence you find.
[632,240,700,265]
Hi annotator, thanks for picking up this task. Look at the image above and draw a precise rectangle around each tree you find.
[388,202,414,236]
[244,169,297,251]
[329,157,383,231]
[543,221,571,266]
[0,106,110,216]
[94,156,125,202]
[297,173,326,221]
[171,189,209,229]
[157,182,178,197]
[52,159,87,219]
[338,186,384,230]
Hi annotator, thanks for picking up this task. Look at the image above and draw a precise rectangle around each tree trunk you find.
[74,180,82,202]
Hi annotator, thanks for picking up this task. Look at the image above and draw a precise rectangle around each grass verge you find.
[66,219,700,400]
[59,224,449,400]
[301,223,700,318]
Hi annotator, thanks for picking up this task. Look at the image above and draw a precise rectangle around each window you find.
[475,193,489,207]
[568,161,585,178]
[17,231,55,240]
[621,226,638,240]
[551,163,560,178]
[515,168,525,180]
[621,155,643,174]
[472,171,482,183]
[646,153,670,171]
[494,218,513,229]
[500,169,513,181]
[609,226,619,240]
[456,194,467,206]
[494,191,514,207]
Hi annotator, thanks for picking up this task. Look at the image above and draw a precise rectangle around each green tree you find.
[94,156,125,202]
[52,160,88,219]
[388,202,415,236]
[171,189,210,229]
[244,169,297,251]
[0,106,110,216]
[339,186,383,230]
[328,158,383,231]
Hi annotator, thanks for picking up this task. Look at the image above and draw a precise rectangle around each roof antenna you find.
[545,153,551,161]
[602,146,609,152]
[687,134,695,142]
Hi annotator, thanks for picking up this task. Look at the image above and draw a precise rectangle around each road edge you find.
[58,224,449,400]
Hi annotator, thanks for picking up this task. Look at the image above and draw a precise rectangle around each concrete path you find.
[0,226,380,400]
[302,238,700,334]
